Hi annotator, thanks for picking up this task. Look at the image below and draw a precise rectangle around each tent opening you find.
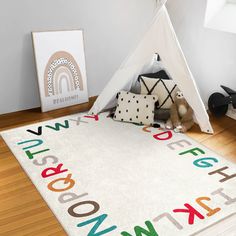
[89,3,213,134]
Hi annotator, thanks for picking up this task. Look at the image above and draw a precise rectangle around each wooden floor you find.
[0,97,236,236]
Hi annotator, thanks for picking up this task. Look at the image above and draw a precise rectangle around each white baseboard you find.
[227,105,236,120]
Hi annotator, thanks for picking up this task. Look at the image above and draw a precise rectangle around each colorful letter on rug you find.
[1,113,236,236]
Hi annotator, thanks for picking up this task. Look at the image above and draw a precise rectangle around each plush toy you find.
[165,91,194,133]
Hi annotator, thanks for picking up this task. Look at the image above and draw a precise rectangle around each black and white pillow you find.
[140,76,179,109]
[114,91,158,125]
[138,70,171,81]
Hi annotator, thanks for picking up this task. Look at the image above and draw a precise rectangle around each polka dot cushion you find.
[113,91,158,125]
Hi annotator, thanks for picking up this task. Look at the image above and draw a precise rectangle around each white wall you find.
[1,0,236,114]
[0,0,156,114]
[166,0,236,105]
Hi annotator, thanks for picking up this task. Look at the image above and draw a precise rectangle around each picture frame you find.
[32,30,89,112]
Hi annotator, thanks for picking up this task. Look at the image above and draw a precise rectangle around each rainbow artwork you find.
[32,30,88,112]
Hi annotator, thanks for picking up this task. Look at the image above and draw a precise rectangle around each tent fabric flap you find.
[89,5,213,134]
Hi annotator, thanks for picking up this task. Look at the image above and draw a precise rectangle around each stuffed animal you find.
[165,91,194,133]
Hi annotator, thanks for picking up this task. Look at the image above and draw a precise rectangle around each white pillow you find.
[140,76,179,109]
[114,91,158,125]
[151,55,172,78]
[152,59,164,73]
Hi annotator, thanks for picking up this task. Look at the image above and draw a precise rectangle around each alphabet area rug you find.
[1,112,236,236]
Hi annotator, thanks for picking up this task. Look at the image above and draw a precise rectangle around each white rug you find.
[1,112,236,236]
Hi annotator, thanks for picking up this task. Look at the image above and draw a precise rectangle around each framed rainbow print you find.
[32,30,89,112]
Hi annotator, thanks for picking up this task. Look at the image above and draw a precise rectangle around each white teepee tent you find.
[89,2,213,134]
